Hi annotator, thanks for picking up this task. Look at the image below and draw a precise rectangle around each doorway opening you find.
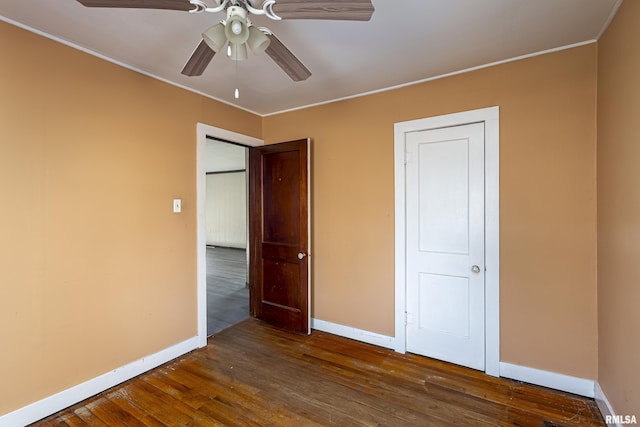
[196,123,264,345]
[196,124,311,344]
[205,137,250,336]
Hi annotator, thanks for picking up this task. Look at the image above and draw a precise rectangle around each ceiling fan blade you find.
[271,0,374,21]
[75,0,193,11]
[181,40,216,76]
[265,34,311,82]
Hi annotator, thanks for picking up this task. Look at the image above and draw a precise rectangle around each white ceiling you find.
[0,0,620,116]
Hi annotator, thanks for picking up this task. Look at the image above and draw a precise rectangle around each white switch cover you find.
[173,199,181,213]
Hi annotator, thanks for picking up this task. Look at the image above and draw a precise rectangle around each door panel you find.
[406,123,485,370]
[262,150,301,244]
[419,273,470,337]
[417,138,469,254]
[249,139,310,334]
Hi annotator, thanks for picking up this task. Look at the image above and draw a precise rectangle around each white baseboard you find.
[499,362,595,398]
[595,382,620,426]
[0,336,200,427]
[311,318,396,349]
[310,320,597,400]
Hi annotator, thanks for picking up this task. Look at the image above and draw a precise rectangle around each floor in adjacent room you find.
[206,246,249,336]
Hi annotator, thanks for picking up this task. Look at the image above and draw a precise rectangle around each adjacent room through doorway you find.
[206,245,248,334]
[205,137,250,335]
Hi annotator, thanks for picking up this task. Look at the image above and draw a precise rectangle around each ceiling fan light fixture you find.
[225,6,250,45]
[202,22,227,52]
[230,21,243,35]
[229,42,248,61]
[247,26,270,55]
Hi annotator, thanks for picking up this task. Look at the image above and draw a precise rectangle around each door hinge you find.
[405,311,412,325]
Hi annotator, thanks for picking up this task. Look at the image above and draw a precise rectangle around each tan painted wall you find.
[263,45,599,379]
[0,21,260,415]
[597,0,640,416]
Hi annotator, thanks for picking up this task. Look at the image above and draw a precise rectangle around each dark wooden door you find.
[249,139,310,334]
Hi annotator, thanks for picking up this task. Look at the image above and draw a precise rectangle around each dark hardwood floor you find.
[207,246,249,336]
[34,319,604,426]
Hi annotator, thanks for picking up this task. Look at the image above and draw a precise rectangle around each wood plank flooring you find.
[207,247,249,336]
[33,319,604,426]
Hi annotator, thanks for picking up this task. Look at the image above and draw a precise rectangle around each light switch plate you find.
[173,199,181,213]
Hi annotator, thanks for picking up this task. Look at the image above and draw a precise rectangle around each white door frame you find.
[393,107,500,376]
[196,123,264,348]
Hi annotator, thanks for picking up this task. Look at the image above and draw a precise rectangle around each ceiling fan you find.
[74,0,375,82]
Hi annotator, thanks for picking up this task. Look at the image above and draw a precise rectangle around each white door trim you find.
[393,107,500,376]
[196,123,263,347]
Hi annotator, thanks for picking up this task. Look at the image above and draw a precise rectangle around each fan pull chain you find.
[234,52,240,99]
